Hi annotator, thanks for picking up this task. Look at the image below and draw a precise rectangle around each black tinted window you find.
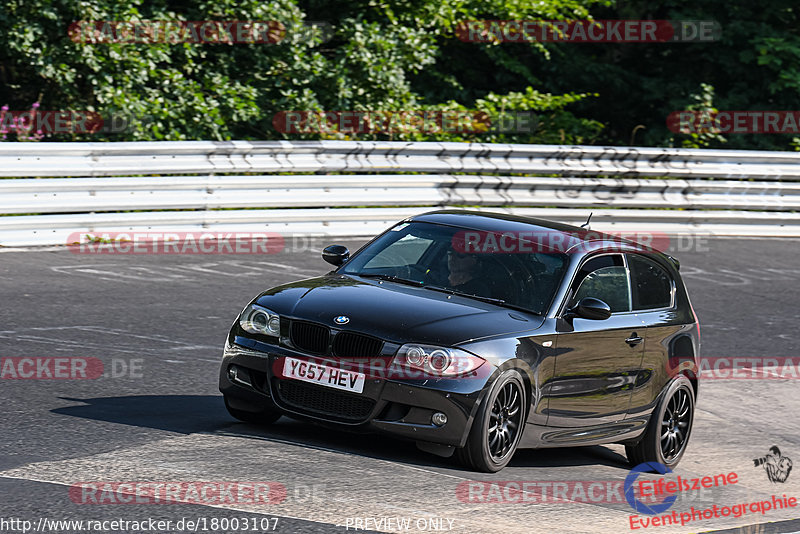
[628,255,673,310]
[570,254,631,313]
[340,222,570,315]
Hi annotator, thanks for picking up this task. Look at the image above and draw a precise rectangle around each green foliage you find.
[522,0,800,150]
[672,83,727,149]
[2,0,799,149]
[0,0,602,144]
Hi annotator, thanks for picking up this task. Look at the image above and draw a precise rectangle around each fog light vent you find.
[432,412,447,427]
[228,365,253,387]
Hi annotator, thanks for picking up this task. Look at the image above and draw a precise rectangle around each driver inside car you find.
[447,249,491,296]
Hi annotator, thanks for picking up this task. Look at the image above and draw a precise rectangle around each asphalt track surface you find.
[1,236,800,534]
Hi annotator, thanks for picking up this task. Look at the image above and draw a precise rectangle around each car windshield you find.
[340,221,570,315]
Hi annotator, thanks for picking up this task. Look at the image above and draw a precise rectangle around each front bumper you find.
[218,335,490,448]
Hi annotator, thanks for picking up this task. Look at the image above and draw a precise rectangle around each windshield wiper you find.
[352,273,424,287]
[423,285,542,315]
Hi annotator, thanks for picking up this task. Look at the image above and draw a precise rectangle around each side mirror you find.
[322,244,350,266]
[566,297,612,320]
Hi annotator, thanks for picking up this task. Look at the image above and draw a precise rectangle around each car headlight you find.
[239,304,281,337]
[392,344,485,377]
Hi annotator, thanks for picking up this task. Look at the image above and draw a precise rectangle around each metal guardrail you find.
[2,140,800,178]
[2,175,798,214]
[1,140,799,246]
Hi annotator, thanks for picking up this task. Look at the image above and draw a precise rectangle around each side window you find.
[628,255,673,310]
[570,255,631,313]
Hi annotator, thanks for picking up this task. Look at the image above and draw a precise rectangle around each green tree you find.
[519,0,800,150]
[0,0,604,143]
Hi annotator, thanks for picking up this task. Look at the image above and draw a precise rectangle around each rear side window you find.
[570,254,631,313]
[628,255,673,310]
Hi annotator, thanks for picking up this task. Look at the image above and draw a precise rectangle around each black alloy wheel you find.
[457,370,527,472]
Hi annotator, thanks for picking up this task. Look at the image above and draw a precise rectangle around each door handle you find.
[625,333,643,347]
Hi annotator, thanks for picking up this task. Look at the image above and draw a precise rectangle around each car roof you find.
[409,209,663,257]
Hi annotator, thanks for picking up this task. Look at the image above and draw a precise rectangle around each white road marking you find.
[1,427,796,534]
[0,326,219,356]
[0,433,633,534]
[49,260,321,283]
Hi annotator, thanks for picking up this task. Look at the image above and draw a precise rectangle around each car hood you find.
[255,275,544,346]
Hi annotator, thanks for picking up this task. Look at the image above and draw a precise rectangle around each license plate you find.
[282,356,365,394]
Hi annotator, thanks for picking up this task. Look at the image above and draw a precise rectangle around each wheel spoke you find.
[489,431,500,451]
[502,429,511,454]
[485,379,525,461]
[677,392,687,413]
[659,387,693,460]
[506,389,518,410]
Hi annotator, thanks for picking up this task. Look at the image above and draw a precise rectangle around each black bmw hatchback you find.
[219,210,700,472]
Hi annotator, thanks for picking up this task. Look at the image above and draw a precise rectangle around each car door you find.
[546,253,646,427]
[625,253,683,420]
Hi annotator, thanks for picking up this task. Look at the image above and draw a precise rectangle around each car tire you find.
[224,396,282,425]
[456,370,527,472]
[626,375,695,468]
